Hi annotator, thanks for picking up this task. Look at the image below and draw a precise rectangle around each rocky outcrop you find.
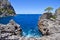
[0,19,22,39]
[38,8,60,40]
[40,13,52,20]
[0,0,16,17]
[38,19,60,35]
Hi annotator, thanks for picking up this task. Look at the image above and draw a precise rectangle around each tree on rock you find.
[45,7,53,13]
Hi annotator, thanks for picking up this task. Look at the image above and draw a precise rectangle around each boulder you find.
[8,19,22,36]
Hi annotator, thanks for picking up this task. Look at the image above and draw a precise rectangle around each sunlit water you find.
[0,14,42,38]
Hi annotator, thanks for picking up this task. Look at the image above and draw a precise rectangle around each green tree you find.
[45,7,53,13]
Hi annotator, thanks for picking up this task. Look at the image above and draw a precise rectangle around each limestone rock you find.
[38,12,60,40]
[40,13,52,21]
[0,19,22,39]
[38,18,60,35]
[40,33,60,40]
[0,0,16,17]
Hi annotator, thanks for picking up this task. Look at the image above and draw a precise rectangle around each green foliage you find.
[45,7,53,13]
[51,15,56,19]
[0,8,6,12]
[7,9,14,14]
[0,6,14,14]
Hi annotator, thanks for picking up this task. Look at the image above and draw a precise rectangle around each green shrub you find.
[51,15,56,19]
[0,8,6,12]
[7,9,14,14]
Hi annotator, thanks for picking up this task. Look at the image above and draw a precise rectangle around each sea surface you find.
[0,14,42,37]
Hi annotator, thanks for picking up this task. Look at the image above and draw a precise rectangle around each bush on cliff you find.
[50,15,56,19]
[44,7,56,19]
[7,9,14,14]
[45,7,53,13]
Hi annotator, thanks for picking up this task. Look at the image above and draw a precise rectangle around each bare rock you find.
[0,19,22,39]
[40,13,52,21]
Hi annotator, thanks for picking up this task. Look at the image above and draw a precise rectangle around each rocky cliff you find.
[38,8,60,40]
[0,0,16,17]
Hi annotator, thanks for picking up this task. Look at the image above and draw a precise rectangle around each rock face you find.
[0,19,22,39]
[38,8,60,40]
[40,13,52,20]
[0,0,16,17]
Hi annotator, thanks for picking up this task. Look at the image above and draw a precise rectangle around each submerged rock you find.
[0,0,16,17]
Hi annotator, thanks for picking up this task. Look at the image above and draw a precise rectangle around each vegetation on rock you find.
[44,7,58,19]
[0,0,16,17]
[45,7,53,13]
[50,15,56,19]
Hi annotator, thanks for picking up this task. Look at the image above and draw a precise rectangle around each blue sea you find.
[0,14,42,37]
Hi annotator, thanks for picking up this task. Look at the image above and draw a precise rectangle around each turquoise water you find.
[0,14,42,37]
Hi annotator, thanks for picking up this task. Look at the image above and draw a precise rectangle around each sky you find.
[9,0,60,14]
